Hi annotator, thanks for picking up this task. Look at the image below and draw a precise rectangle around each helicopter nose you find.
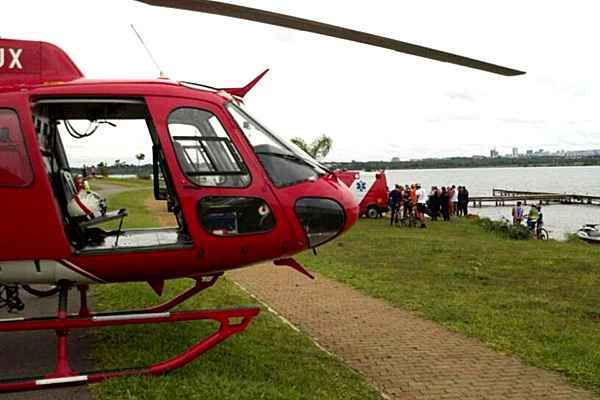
[293,176,359,248]
[294,198,345,247]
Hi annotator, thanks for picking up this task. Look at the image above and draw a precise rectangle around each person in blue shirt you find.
[388,184,402,226]
[512,201,524,225]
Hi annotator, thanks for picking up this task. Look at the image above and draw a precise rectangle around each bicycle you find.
[502,215,548,240]
[399,207,417,228]
[532,220,549,240]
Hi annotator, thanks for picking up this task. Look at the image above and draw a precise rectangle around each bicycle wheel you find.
[538,228,549,240]
[21,284,60,297]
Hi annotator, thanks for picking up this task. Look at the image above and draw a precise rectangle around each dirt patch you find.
[145,197,178,227]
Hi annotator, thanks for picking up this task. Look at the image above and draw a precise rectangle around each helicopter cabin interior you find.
[30,98,191,253]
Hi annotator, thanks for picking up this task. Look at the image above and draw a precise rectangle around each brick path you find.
[228,264,597,400]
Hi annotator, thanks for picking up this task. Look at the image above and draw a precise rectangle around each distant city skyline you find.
[380,147,600,163]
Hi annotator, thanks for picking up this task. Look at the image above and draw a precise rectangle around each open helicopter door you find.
[0,92,71,261]
[145,96,296,270]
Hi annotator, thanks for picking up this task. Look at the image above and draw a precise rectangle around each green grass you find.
[94,177,153,188]
[98,189,157,230]
[90,189,381,400]
[297,218,600,392]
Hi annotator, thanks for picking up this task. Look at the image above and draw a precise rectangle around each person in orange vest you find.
[410,184,417,218]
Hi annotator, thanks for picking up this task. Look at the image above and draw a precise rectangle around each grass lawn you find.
[93,177,154,188]
[297,218,600,392]
[90,189,381,400]
[97,189,156,230]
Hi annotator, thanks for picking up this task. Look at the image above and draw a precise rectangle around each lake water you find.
[108,174,139,179]
[386,166,600,240]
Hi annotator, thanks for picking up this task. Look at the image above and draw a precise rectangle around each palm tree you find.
[290,134,332,161]
[135,153,146,165]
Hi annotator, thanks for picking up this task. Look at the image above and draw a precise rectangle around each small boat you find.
[577,224,600,244]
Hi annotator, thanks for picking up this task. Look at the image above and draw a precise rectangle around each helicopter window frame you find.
[225,102,329,188]
[0,108,35,188]
[167,107,251,188]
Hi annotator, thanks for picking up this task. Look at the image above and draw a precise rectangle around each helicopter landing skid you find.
[0,283,259,393]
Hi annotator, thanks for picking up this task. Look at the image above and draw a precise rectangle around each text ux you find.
[0,48,23,70]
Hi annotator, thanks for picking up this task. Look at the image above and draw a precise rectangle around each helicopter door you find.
[0,93,71,260]
[145,97,295,268]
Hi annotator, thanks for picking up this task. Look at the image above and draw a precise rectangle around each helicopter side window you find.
[197,196,275,236]
[0,109,34,187]
[168,108,250,188]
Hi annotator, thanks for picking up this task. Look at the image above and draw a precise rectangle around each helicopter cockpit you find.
[31,98,190,252]
[27,92,339,255]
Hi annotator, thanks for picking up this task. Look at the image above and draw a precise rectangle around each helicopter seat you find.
[61,170,78,204]
[58,170,128,248]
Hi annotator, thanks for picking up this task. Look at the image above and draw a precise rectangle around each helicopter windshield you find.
[226,103,328,187]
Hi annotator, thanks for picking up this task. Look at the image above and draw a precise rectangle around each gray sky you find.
[3,0,600,163]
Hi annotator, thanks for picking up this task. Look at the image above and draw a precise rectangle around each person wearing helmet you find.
[67,175,107,221]
[74,175,91,193]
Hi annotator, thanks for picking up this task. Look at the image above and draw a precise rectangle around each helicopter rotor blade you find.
[135,0,525,76]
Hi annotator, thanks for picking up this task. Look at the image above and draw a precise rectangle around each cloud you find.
[426,114,480,123]
[445,91,475,102]
[499,118,545,125]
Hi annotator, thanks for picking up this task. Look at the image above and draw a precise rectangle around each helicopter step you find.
[0,281,259,393]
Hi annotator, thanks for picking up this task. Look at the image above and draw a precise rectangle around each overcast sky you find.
[3,0,600,163]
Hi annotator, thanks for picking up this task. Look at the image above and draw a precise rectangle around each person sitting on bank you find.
[512,201,524,225]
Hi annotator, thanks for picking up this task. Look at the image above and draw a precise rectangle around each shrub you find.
[475,217,530,240]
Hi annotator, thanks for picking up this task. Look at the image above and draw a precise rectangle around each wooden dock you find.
[470,188,600,207]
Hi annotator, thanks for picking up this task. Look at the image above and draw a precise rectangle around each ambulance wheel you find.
[366,206,379,219]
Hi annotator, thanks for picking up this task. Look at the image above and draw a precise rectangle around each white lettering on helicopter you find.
[0,48,23,70]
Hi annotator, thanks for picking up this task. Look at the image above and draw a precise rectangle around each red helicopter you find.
[0,0,524,392]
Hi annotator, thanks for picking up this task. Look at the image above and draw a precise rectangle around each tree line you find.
[326,155,600,171]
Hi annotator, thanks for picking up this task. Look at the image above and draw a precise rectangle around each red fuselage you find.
[0,79,358,284]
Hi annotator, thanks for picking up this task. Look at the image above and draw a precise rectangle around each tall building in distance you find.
[512,147,519,157]
[490,148,499,158]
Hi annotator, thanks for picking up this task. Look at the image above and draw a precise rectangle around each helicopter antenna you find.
[130,24,168,79]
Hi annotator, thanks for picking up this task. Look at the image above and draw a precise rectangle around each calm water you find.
[386,166,600,240]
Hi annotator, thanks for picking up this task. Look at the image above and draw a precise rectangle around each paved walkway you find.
[229,264,597,400]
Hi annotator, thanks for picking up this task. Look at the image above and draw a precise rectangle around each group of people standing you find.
[511,201,543,231]
[388,183,428,228]
[388,183,470,228]
[427,185,470,221]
